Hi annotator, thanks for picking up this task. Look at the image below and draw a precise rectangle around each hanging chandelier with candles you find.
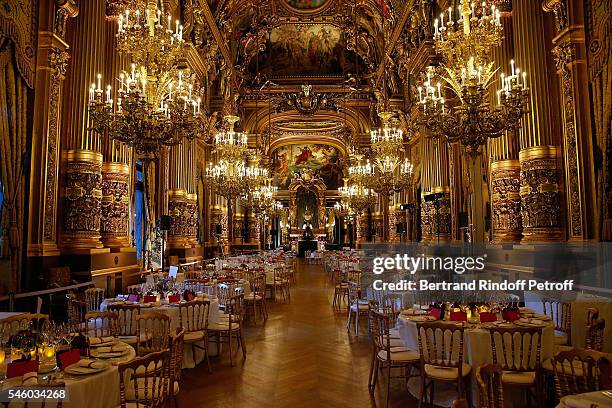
[88,2,203,157]
[417,0,529,155]
[339,177,378,215]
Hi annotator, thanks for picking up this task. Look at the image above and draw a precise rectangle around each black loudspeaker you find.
[400,203,416,210]
[270,229,278,236]
[458,212,469,228]
[159,215,172,231]
[395,223,404,234]
[424,192,445,202]
[215,224,222,235]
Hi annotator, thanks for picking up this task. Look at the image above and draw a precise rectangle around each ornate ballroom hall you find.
[0,0,610,407]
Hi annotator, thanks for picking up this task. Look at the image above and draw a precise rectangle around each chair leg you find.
[355,309,359,336]
[386,364,392,408]
[418,376,425,408]
[228,330,234,367]
[368,347,376,388]
[239,327,246,359]
[371,359,380,392]
[346,308,352,331]
[428,380,435,408]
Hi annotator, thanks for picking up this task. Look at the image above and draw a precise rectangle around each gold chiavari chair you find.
[118,349,171,408]
[488,325,544,406]
[108,303,142,346]
[543,300,572,346]
[135,312,171,356]
[551,348,606,399]
[178,299,211,372]
[85,311,118,337]
[332,268,348,308]
[208,294,247,367]
[271,267,291,303]
[244,274,267,324]
[585,308,605,352]
[417,321,471,408]
[368,310,419,407]
[84,287,106,312]
[67,298,87,333]
[475,364,505,408]
[346,281,369,336]
[169,328,185,407]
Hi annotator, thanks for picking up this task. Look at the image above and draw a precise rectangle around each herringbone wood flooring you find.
[180,260,418,407]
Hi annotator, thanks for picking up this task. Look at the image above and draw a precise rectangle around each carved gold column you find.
[514,0,563,241]
[100,7,132,249]
[544,0,597,241]
[420,138,452,242]
[356,213,368,248]
[28,1,78,257]
[167,140,198,248]
[488,6,522,243]
[61,0,107,251]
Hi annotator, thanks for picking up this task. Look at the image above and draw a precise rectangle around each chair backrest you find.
[370,310,391,353]
[476,364,504,408]
[250,274,266,295]
[585,308,605,352]
[108,304,141,336]
[178,299,210,333]
[346,270,362,285]
[85,311,118,337]
[488,326,543,372]
[169,328,185,385]
[552,348,604,398]
[228,294,245,325]
[67,299,87,332]
[416,321,466,371]
[543,300,571,336]
[347,281,361,304]
[85,287,106,312]
[118,349,170,408]
[136,312,171,356]
[217,284,231,309]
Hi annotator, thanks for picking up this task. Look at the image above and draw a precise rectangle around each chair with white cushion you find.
[108,304,144,346]
[346,281,369,336]
[417,321,471,408]
[369,310,419,407]
[178,299,211,372]
[117,349,170,408]
[488,325,544,406]
[543,300,571,346]
[135,312,171,356]
[208,294,247,367]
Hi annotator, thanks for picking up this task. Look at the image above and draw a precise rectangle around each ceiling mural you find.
[271,144,343,190]
[249,24,366,77]
[284,0,329,9]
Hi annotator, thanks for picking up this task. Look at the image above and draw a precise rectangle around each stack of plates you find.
[89,343,131,359]
[65,359,110,375]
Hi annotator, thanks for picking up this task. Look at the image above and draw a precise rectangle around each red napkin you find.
[479,312,497,323]
[59,349,81,369]
[168,295,180,303]
[7,360,39,379]
[428,307,442,319]
[502,311,520,322]
[450,311,468,322]
[143,295,157,303]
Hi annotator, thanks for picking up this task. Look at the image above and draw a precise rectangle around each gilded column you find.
[489,6,522,243]
[421,138,451,243]
[544,0,597,240]
[61,0,106,250]
[100,12,132,249]
[514,0,563,241]
[28,1,78,257]
[167,140,198,248]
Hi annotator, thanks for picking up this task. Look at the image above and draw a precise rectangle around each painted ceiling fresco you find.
[271,144,343,190]
[284,0,329,9]
[250,24,366,77]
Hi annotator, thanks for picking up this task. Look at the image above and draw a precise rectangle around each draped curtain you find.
[0,38,29,292]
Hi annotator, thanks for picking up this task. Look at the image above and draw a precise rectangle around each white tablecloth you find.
[556,391,612,408]
[4,342,136,408]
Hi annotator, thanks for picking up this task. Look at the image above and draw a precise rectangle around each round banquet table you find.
[556,391,612,408]
[398,315,555,408]
[3,341,136,408]
[101,298,222,369]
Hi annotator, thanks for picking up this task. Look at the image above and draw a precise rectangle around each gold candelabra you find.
[418,0,529,155]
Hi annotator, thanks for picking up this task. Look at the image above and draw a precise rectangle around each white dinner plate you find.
[65,360,109,375]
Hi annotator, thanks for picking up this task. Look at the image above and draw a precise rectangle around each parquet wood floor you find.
[180,260,418,407]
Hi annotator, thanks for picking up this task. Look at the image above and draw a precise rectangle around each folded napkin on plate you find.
[7,360,39,379]
[21,372,38,386]
[77,359,101,369]
[94,345,127,354]
[563,395,599,408]
[89,336,115,345]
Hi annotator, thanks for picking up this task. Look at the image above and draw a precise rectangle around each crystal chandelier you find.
[214,115,249,162]
[88,2,203,157]
[240,182,277,214]
[333,199,353,217]
[349,113,414,196]
[417,0,529,155]
[339,178,378,215]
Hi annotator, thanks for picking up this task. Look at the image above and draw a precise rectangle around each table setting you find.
[556,391,612,408]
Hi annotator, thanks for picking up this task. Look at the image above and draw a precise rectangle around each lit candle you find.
[440,13,444,27]
[510,59,515,76]
[106,85,111,102]
[167,15,172,31]
[497,89,501,105]
[175,20,179,35]
[418,86,422,101]
[125,9,129,26]
[522,72,527,89]
[471,2,475,17]
[437,82,441,98]
[448,7,452,23]
[97,73,102,91]
[434,19,439,36]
